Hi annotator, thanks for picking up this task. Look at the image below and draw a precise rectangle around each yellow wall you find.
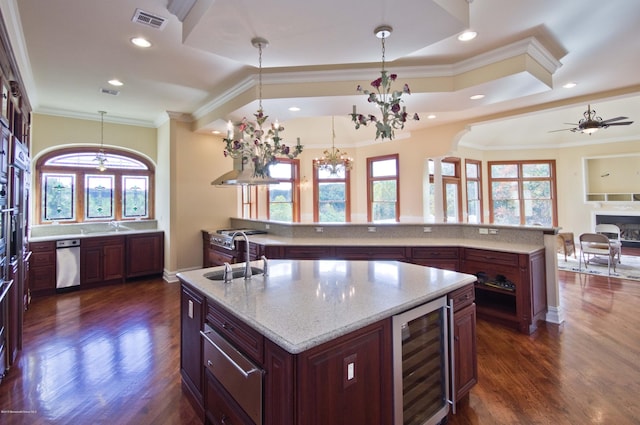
[171,119,238,272]
[31,113,156,161]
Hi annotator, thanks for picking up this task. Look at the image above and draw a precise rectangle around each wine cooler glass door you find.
[392,296,449,425]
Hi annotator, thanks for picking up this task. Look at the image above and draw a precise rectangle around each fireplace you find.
[595,213,640,247]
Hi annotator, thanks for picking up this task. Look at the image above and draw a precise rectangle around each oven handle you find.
[200,329,259,379]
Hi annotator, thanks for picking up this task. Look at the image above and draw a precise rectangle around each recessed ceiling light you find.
[562,82,577,89]
[108,79,123,87]
[288,106,300,112]
[458,30,477,42]
[427,114,437,119]
[131,37,152,48]
[470,94,485,100]
[212,130,221,135]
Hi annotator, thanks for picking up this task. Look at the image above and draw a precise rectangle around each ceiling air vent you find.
[100,88,120,96]
[131,8,168,30]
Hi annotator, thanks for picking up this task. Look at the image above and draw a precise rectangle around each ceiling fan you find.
[550,104,634,135]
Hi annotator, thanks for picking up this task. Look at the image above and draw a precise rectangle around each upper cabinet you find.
[584,154,640,203]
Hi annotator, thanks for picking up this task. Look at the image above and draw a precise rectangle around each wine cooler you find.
[392,296,449,425]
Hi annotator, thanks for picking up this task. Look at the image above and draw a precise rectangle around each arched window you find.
[35,147,154,224]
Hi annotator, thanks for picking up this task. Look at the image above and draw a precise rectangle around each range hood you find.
[211,157,279,186]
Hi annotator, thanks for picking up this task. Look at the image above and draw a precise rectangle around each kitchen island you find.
[177,259,477,425]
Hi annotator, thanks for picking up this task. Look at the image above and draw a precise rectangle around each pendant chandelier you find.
[95,110,107,172]
[223,37,303,178]
[314,116,353,175]
[350,25,419,141]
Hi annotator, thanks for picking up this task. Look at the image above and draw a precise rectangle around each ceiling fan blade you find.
[605,121,633,126]
[563,123,579,126]
[601,116,628,124]
[548,128,575,133]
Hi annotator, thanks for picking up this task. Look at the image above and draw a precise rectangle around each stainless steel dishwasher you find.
[56,239,81,291]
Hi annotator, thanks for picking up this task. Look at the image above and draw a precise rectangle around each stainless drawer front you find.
[201,325,263,425]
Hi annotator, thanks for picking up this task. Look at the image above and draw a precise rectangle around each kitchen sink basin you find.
[204,267,264,281]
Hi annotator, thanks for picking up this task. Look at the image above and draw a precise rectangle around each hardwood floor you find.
[1,267,639,424]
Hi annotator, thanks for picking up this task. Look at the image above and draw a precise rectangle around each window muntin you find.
[465,160,482,223]
[46,152,147,170]
[85,174,114,220]
[488,160,557,226]
[267,159,300,222]
[241,185,258,219]
[367,154,399,223]
[123,176,149,218]
[428,158,461,223]
[42,173,75,221]
[37,147,154,224]
[313,162,351,223]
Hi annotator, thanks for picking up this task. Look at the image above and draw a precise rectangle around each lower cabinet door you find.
[453,303,477,401]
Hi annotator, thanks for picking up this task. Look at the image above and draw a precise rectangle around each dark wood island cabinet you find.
[178,260,477,425]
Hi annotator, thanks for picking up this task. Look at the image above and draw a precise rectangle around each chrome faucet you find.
[230,231,252,279]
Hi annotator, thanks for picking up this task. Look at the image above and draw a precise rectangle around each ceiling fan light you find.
[582,127,598,134]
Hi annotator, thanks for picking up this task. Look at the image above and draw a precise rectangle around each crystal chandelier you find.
[95,110,107,172]
[223,37,303,178]
[350,25,419,141]
[314,116,353,175]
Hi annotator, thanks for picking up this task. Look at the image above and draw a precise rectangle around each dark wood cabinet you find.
[460,247,546,334]
[281,245,335,259]
[335,245,405,260]
[263,339,294,425]
[409,246,460,271]
[181,283,204,417]
[206,301,264,363]
[297,320,392,425]
[448,284,477,405]
[80,236,125,285]
[125,232,164,278]
[28,241,56,296]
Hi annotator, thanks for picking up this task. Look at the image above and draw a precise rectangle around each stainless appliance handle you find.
[200,329,259,379]
[447,300,457,414]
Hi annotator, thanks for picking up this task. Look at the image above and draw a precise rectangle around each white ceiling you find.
[2,0,639,149]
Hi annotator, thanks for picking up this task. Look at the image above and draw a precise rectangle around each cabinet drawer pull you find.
[222,322,234,331]
[201,330,259,379]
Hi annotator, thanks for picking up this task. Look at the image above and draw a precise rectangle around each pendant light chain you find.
[258,42,263,111]
[381,34,386,73]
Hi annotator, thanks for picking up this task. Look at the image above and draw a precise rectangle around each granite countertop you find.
[28,228,161,243]
[29,221,161,243]
[177,259,476,354]
[244,234,543,254]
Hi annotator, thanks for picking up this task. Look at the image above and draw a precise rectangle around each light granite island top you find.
[177,259,476,354]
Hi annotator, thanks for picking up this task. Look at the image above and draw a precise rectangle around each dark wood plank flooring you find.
[2,261,640,424]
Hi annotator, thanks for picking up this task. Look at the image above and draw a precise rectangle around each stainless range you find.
[210,229,267,250]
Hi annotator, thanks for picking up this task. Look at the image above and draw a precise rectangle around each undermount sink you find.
[81,224,133,234]
[204,267,264,281]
